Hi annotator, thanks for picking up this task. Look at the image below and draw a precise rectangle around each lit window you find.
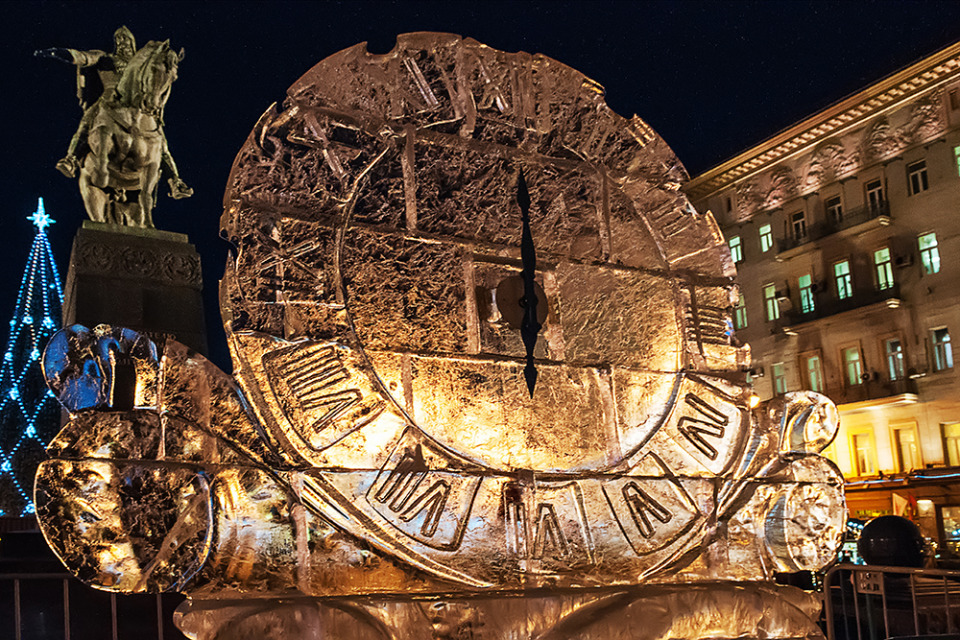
[834,261,853,300]
[763,284,779,321]
[728,235,742,263]
[885,338,904,381]
[805,355,824,393]
[919,232,941,275]
[734,292,747,330]
[852,432,876,476]
[933,328,953,371]
[865,179,884,210]
[772,363,787,395]
[954,146,960,177]
[825,196,843,225]
[907,160,929,195]
[943,422,960,466]
[893,427,920,473]
[791,211,806,239]
[798,274,815,314]
[759,224,773,253]
[843,346,863,386]
[874,248,894,290]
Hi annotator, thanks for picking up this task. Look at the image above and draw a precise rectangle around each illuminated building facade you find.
[0,199,63,516]
[686,41,960,554]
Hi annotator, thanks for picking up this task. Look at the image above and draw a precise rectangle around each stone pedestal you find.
[63,221,207,355]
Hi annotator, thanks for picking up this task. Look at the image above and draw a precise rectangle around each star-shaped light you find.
[27,198,54,231]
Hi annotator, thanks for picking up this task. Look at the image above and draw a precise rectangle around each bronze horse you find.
[79,40,184,228]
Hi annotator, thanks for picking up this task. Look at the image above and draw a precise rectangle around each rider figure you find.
[36,26,192,200]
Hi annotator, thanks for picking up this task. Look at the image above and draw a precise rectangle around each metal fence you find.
[0,573,183,640]
[824,564,960,640]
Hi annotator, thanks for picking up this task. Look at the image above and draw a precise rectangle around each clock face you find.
[223,34,746,477]
[220,33,767,586]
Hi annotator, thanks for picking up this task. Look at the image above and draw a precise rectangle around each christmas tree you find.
[0,199,63,516]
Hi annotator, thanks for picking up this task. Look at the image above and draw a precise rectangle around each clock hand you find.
[517,169,540,397]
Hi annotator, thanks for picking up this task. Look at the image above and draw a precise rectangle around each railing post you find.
[64,578,71,640]
[13,578,21,640]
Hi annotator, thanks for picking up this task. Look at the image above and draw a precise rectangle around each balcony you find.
[827,377,919,412]
[776,201,891,257]
[782,283,901,326]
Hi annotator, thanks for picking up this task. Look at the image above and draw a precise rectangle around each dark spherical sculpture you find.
[858,515,924,567]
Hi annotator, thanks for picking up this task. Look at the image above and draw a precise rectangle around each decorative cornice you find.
[685,40,960,200]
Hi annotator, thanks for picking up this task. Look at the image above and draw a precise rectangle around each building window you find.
[885,338,904,381]
[825,196,843,225]
[865,179,884,210]
[843,346,863,386]
[919,232,941,275]
[763,284,779,321]
[907,160,929,196]
[933,327,953,371]
[734,292,747,330]
[874,247,894,290]
[725,196,733,213]
[805,354,824,393]
[791,211,806,239]
[892,426,921,473]
[759,223,773,253]
[798,274,815,313]
[834,260,853,300]
[943,423,960,466]
[728,235,742,263]
[772,363,787,395]
[954,145,960,177]
[852,432,876,476]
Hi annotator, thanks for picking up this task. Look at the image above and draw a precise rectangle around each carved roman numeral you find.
[677,393,728,460]
[622,481,673,539]
[367,430,482,550]
[532,503,569,559]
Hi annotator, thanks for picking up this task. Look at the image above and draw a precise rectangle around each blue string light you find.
[0,198,63,516]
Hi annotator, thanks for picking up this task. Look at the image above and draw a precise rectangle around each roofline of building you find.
[685,40,960,201]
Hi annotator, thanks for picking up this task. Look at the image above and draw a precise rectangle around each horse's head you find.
[114,40,183,115]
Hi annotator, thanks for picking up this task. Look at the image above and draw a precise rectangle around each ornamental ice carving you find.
[37,33,843,640]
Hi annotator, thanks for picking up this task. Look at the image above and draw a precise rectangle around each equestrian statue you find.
[36,26,193,228]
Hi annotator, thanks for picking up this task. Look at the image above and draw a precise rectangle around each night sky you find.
[2,1,959,371]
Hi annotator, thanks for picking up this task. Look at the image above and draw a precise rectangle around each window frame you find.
[771,362,788,396]
[943,422,960,466]
[907,160,929,196]
[763,283,779,322]
[849,428,878,477]
[834,260,853,300]
[728,234,743,264]
[865,178,885,210]
[733,291,747,330]
[825,195,843,226]
[932,327,954,372]
[790,210,807,240]
[841,343,864,387]
[882,335,905,381]
[759,223,774,253]
[874,247,894,291]
[890,422,922,473]
[799,350,824,393]
[798,273,815,314]
[919,232,941,275]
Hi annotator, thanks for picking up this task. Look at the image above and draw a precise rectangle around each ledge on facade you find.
[846,465,960,489]
[781,283,901,328]
[775,202,891,260]
[832,378,919,412]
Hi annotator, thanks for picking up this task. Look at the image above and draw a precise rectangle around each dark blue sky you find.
[3,1,959,370]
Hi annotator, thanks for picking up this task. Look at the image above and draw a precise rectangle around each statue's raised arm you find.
[37,26,192,229]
